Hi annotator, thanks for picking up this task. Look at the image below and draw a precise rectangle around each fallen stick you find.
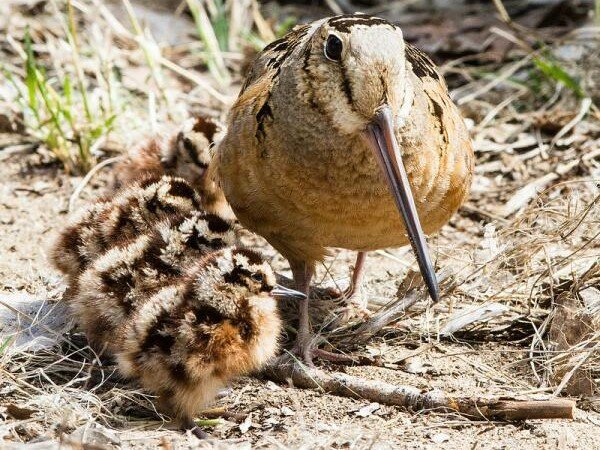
[265,358,575,421]
[351,290,421,344]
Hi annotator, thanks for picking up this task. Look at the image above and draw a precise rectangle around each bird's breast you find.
[218,78,473,262]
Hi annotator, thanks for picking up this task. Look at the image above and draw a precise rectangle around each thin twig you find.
[68,155,124,212]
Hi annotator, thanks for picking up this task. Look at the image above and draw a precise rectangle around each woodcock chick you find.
[113,116,218,190]
[213,14,474,364]
[112,115,234,221]
[52,175,203,284]
[52,175,295,438]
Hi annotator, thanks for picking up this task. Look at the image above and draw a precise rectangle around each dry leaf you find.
[6,404,37,420]
[239,414,252,434]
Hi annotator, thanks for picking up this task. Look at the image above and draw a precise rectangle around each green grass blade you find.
[276,16,297,38]
[194,418,220,427]
[186,0,229,86]
[533,56,584,98]
[0,336,12,354]
[24,30,38,111]
[66,0,93,123]
[212,0,229,51]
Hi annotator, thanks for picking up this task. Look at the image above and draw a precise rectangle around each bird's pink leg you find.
[344,251,367,299]
[325,252,371,329]
[182,418,210,439]
[289,260,359,366]
[290,260,314,365]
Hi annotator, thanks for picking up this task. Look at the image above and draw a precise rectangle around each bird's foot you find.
[281,340,357,367]
[190,426,210,440]
[325,285,371,329]
[290,340,315,367]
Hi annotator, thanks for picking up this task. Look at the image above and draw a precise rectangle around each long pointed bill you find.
[272,284,307,299]
[363,105,440,302]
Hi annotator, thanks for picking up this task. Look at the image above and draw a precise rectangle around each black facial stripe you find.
[302,44,324,114]
[224,265,253,287]
[339,59,355,110]
[182,136,206,168]
[328,15,391,33]
[260,279,272,292]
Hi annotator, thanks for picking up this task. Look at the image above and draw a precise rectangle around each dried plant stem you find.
[121,0,172,114]
[266,359,576,421]
[491,0,511,24]
[65,0,92,122]
[68,155,124,212]
[158,56,231,104]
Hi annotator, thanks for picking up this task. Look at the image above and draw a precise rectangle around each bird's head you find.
[196,248,306,305]
[300,14,412,136]
[188,248,301,351]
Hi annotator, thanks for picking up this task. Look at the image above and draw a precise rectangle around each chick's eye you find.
[251,273,264,282]
[324,34,343,61]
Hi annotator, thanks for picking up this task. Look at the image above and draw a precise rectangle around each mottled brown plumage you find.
[112,116,235,221]
[52,177,281,437]
[213,14,474,363]
[113,116,220,190]
[52,175,203,282]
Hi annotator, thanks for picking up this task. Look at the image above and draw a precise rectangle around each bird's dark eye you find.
[324,34,343,61]
[251,273,264,282]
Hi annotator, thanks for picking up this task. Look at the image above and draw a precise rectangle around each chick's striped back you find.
[52,176,203,281]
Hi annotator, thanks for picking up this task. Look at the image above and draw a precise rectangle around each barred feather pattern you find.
[52,175,280,426]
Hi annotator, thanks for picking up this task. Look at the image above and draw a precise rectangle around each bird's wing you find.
[405,42,448,93]
[239,24,312,95]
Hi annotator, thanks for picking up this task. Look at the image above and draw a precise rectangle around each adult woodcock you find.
[215,13,474,364]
